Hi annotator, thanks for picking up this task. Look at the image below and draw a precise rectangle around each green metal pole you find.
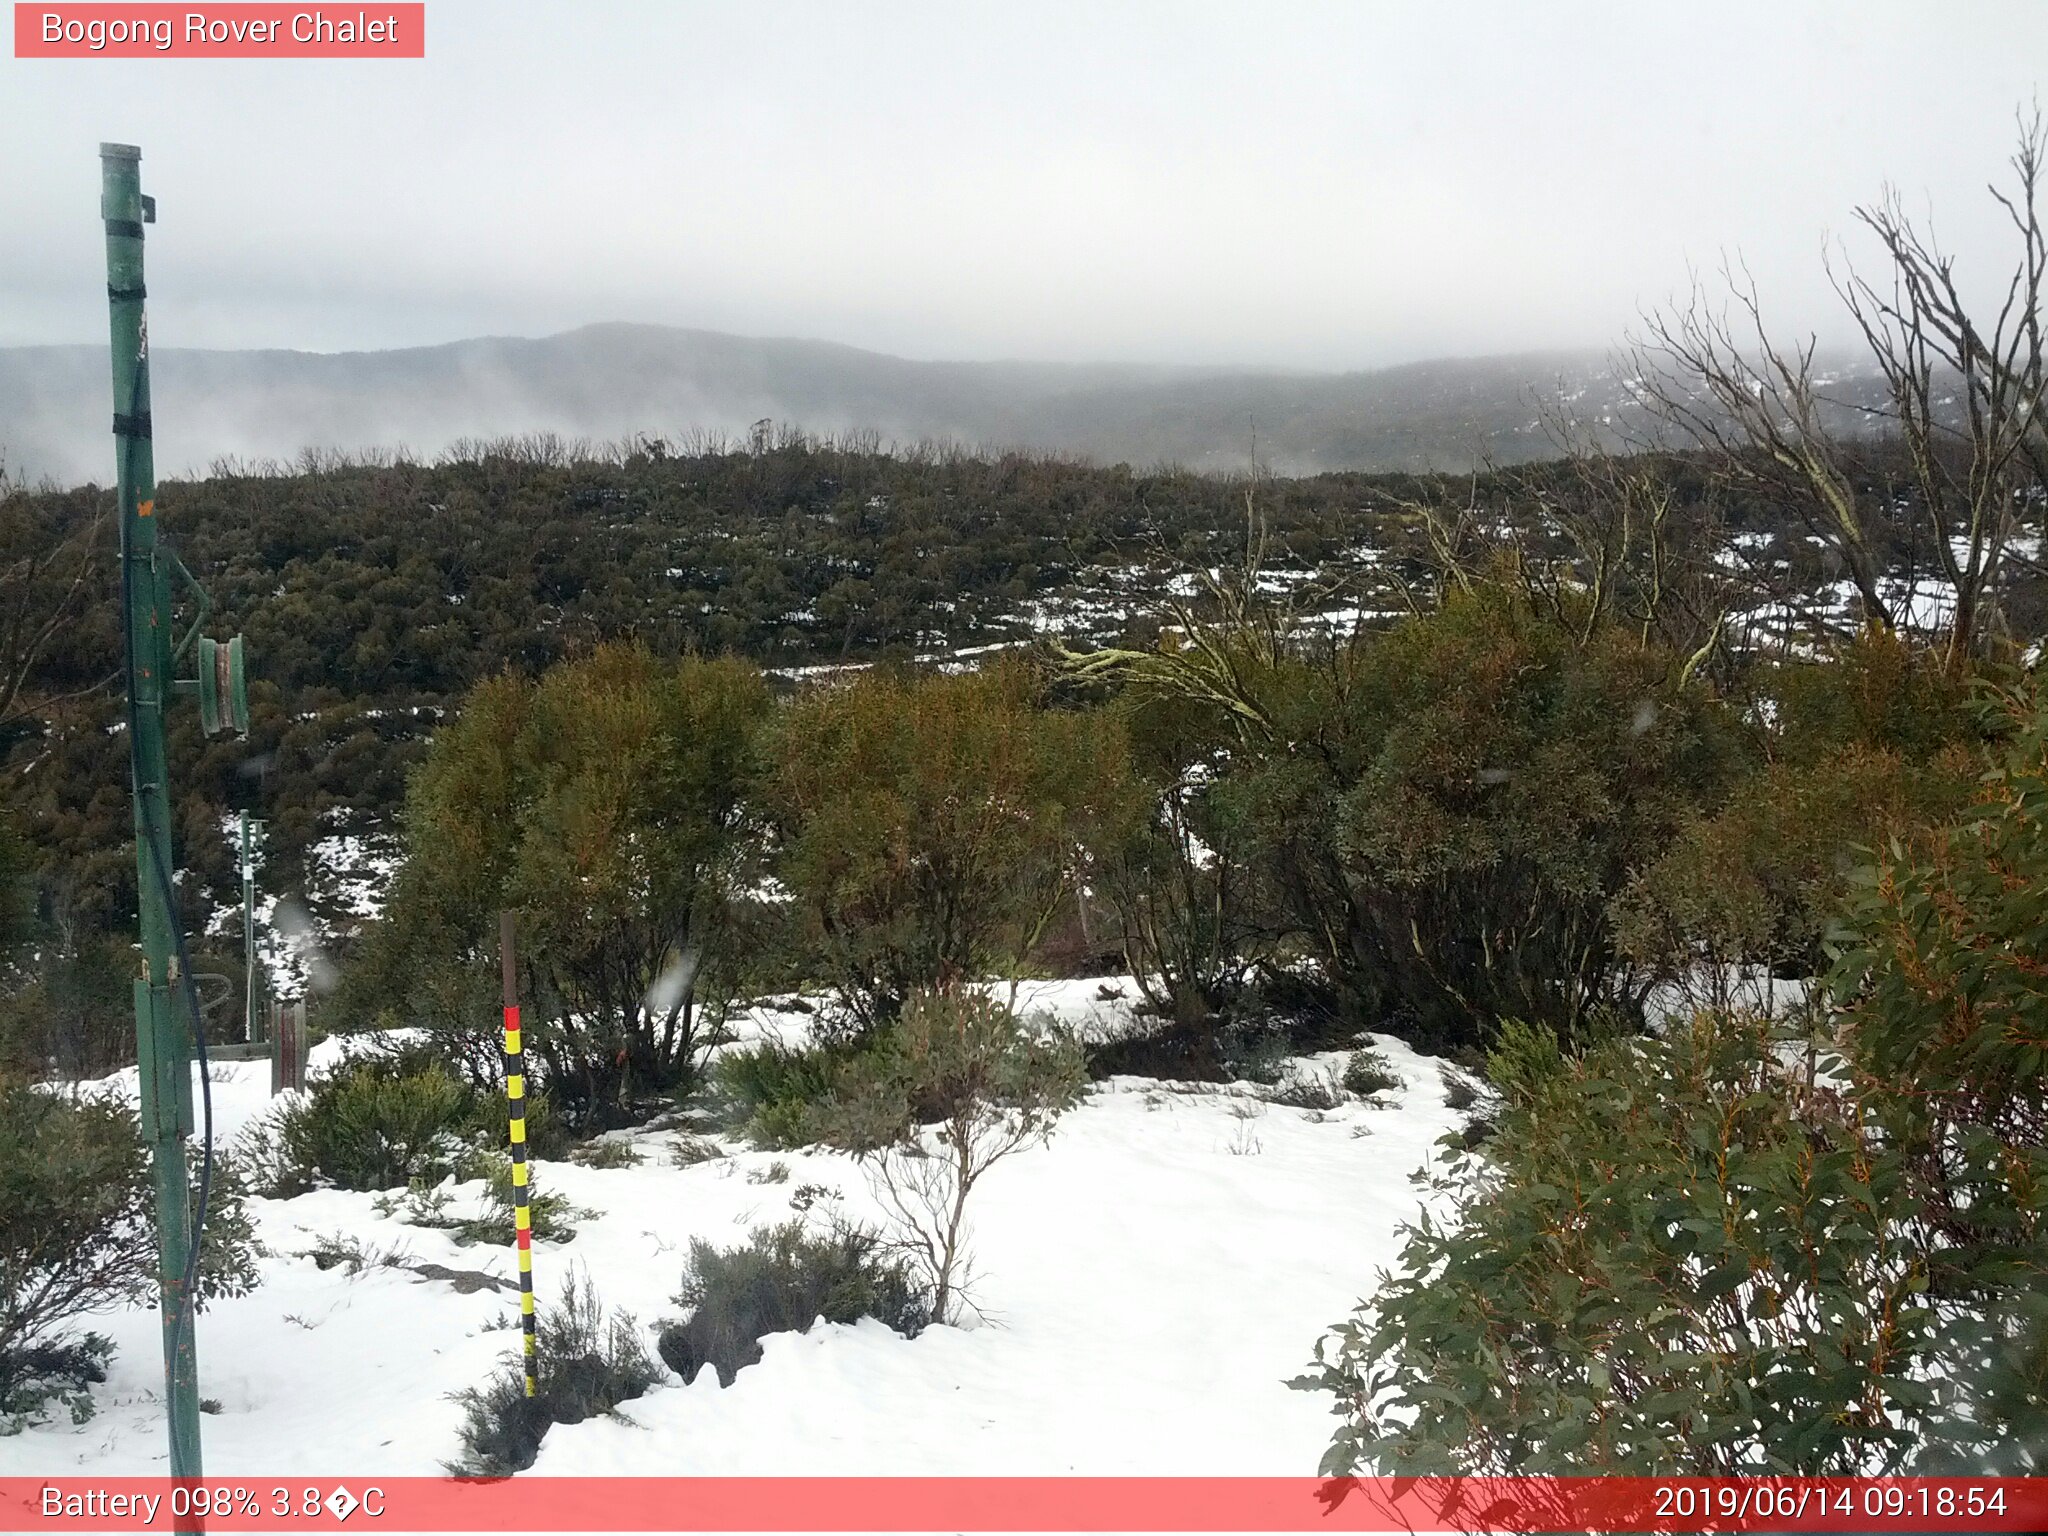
[102,141,204,1489]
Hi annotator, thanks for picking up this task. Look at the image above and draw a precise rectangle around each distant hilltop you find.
[0,322,1879,487]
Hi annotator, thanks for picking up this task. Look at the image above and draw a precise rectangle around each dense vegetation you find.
[3,424,2043,1462]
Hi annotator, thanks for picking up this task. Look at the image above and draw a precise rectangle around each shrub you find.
[465,1157,584,1245]
[1266,1069,1342,1111]
[1340,1048,1401,1098]
[357,645,773,1131]
[1616,744,1977,1006]
[273,1057,471,1193]
[655,1221,930,1387]
[1,1085,261,1425]
[294,1232,412,1277]
[1082,584,1740,1053]
[1,1334,112,1435]
[714,1038,861,1149]
[1094,694,1258,1038]
[667,1133,726,1167]
[1219,1020,1291,1086]
[1294,1010,1943,1476]
[761,661,1138,1033]
[1436,1064,1483,1112]
[0,933,134,1081]
[1827,679,2048,1469]
[816,990,1086,1320]
[1082,1014,1231,1082]
[448,1269,657,1476]
[565,1138,639,1169]
[0,1089,152,1372]
[379,1156,586,1246]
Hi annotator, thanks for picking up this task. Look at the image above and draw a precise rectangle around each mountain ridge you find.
[0,321,1645,486]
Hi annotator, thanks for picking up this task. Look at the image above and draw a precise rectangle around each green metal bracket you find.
[168,551,211,666]
[163,551,248,735]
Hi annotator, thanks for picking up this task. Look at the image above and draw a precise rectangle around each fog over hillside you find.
[0,323,1660,486]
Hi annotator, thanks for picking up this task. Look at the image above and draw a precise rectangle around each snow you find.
[1,979,1463,1479]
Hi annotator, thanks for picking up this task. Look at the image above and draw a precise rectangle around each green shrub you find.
[1083,585,1741,1053]
[1,1334,112,1435]
[714,1038,862,1149]
[1340,1048,1402,1098]
[356,645,773,1132]
[667,1133,726,1167]
[1827,680,2048,1469]
[1082,1014,1232,1082]
[0,933,134,1081]
[1,1085,261,1428]
[448,1269,657,1476]
[273,1058,471,1193]
[1295,1010,1940,1475]
[1219,1021,1291,1086]
[1436,1065,1484,1112]
[1,1089,153,1361]
[249,1035,575,1192]
[1094,693,1257,1039]
[761,661,1138,1033]
[462,1156,585,1246]
[376,1155,586,1246]
[655,1221,930,1387]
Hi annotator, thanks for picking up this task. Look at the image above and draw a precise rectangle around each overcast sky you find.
[2,0,2042,370]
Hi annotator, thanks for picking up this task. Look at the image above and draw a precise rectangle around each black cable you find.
[114,379,215,1370]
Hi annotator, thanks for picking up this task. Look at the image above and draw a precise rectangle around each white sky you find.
[1,0,2042,368]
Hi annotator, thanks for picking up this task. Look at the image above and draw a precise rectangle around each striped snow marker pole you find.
[500,911,538,1398]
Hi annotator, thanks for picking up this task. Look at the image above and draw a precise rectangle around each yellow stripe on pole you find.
[500,914,537,1399]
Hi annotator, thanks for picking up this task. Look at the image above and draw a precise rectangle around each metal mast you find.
[102,141,249,1491]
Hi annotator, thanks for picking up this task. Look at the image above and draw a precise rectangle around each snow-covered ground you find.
[2,979,1463,1479]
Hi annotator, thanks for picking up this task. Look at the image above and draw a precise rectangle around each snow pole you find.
[500,911,539,1397]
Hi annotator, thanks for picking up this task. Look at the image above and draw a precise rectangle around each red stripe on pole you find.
[6,1478,2047,1532]
[515,1227,531,1250]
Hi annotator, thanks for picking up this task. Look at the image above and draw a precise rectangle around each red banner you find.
[13,4,424,58]
[4,1476,2045,1532]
